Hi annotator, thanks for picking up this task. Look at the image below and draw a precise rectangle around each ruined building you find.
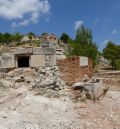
[0,41,93,85]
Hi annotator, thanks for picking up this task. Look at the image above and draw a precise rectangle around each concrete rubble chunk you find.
[72,79,109,100]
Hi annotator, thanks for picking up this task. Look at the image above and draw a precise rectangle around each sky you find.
[0,0,120,50]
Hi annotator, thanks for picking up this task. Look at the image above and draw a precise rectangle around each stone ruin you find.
[0,42,109,100]
[0,47,56,69]
[0,43,67,98]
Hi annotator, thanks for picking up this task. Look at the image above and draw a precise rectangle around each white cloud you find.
[74,20,84,30]
[112,29,118,34]
[11,20,29,28]
[102,40,109,46]
[0,0,50,27]
[99,40,109,51]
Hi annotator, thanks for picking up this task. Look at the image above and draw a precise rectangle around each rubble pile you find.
[0,66,66,98]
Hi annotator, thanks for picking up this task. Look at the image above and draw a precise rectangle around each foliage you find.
[60,33,71,43]
[41,32,49,36]
[33,41,41,47]
[28,32,35,39]
[0,32,22,44]
[103,41,120,69]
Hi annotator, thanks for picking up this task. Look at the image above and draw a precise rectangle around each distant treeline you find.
[0,32,22,43]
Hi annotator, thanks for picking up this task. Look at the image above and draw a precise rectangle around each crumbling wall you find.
[57,56,93,85]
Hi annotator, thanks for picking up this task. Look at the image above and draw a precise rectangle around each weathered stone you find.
[46,71,53,77]
[93,80,109,99]
[55,82,60,87]
[30,55,45,67]
[53,71,60,77]
[35,78,41,83]
[54,88,59,91]
[15,48,33,54]
[72,79,109,100]
[48,55,56,66]
[33,48,45,55]
[40,68,46,74]
[44,48,56,55]
[1,53,15,69]
[40,78,56,86]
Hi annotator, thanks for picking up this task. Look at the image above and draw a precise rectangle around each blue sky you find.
[0,0,120,50]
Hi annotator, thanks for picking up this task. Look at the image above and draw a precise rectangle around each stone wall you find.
[0,47,56,69]
[57,56,93,85]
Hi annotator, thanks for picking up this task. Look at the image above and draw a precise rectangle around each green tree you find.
[14,32,22,42]
[3,33,12,43]
[60,33,71,43]
[28,32,35,40]
[68,25,98,67]
[103,41,120,69]
[41,32,48,36]
[0,33,4,43]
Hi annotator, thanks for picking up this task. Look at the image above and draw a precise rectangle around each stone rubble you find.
[0,67,119,129]
[0,66,67,98]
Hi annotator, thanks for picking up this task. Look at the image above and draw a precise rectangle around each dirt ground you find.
[0,71,119,129]
[0,89,119,129]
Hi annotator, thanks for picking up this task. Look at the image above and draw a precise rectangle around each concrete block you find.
[30,55,45,67]
[15,48,33,55]
[80,56,88,67]
[45,48,56,55]
[1,53,15,69]
[33,48,45,55]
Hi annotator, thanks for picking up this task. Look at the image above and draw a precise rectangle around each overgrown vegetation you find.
[103,41,120,70]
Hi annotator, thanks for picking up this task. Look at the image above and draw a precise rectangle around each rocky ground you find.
[0,68,119,129]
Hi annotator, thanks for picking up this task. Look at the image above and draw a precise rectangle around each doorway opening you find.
[17,56,30,68]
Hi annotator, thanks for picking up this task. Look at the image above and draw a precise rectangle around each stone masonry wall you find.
[57,56,93,85]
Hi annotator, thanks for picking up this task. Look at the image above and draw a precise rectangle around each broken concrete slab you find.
[72,79,109,100]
